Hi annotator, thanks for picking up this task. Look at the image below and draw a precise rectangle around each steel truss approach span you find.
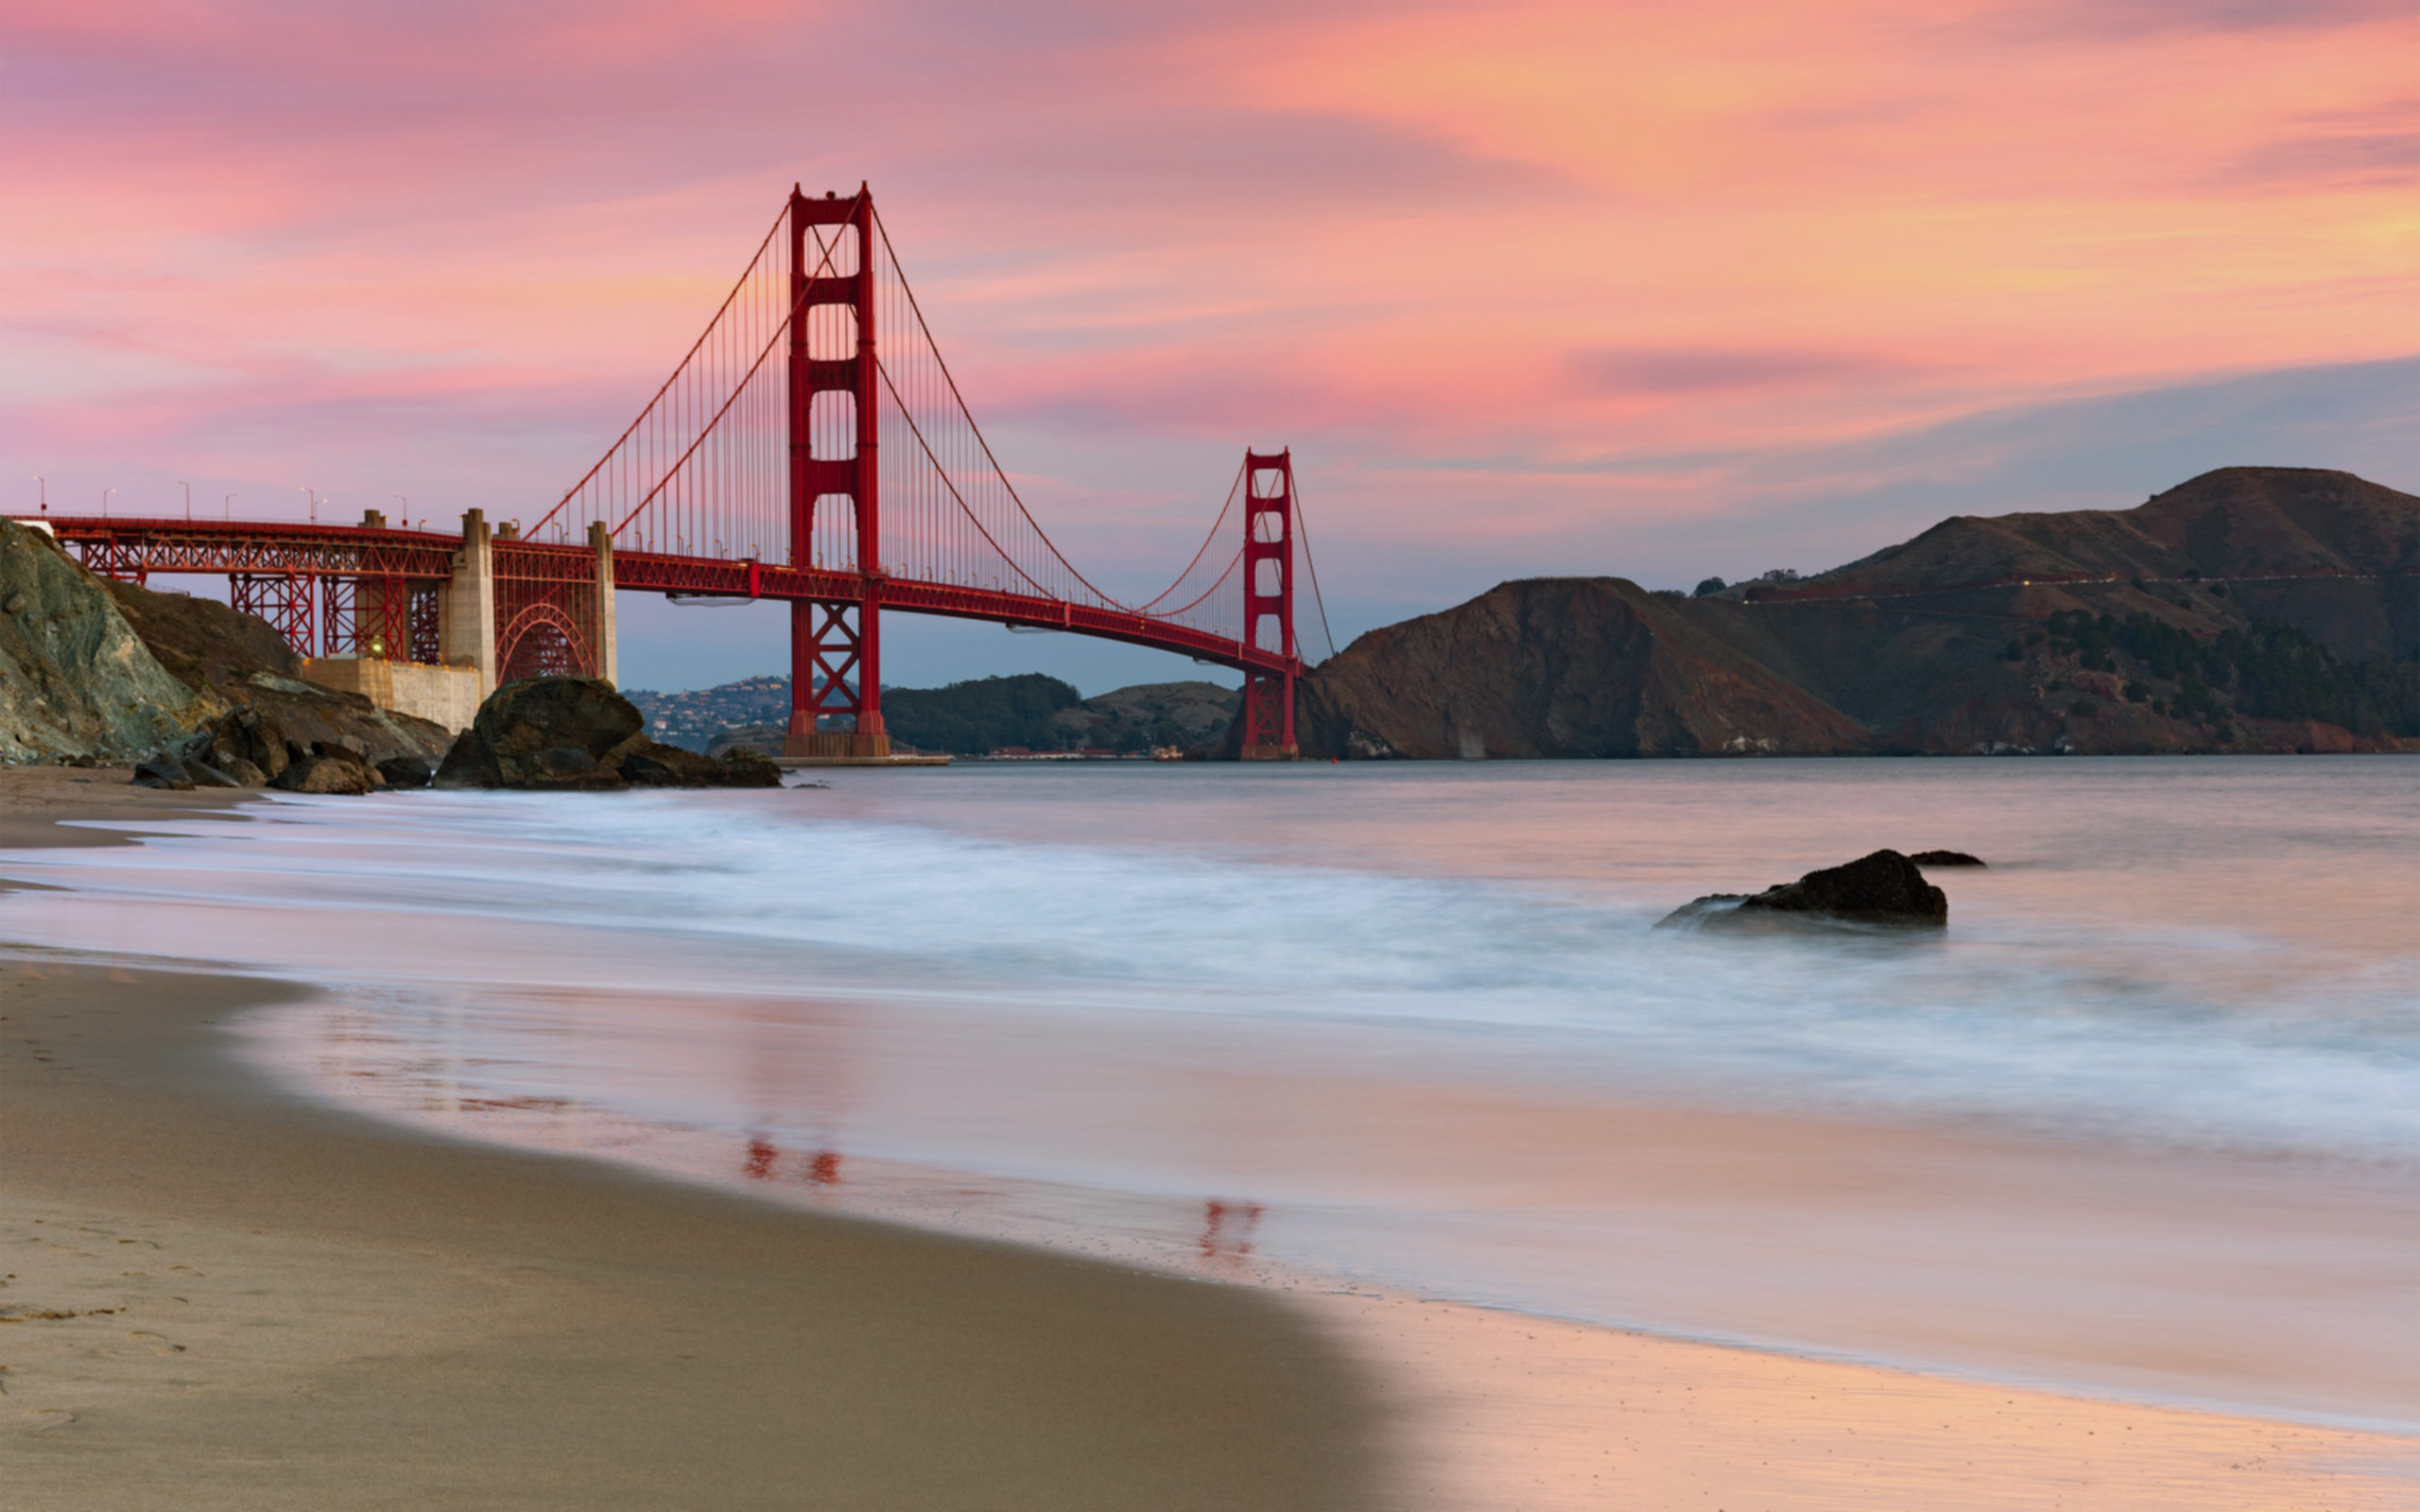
[43,184,1324,758]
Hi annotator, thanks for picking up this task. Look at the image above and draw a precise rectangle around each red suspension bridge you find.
[37,186,1325,759]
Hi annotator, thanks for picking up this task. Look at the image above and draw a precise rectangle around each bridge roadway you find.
[35,513,1292,682]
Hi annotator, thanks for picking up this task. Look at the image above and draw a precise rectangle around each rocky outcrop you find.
[1288,469,2417,760]
[130,705,389,795]
[104,578,449,764]
[1662,850,1948,930]
[0,520,210,763]
[438,677,782,790]
[270,744,383,796]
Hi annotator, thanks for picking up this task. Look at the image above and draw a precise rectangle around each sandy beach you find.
[4,769,2414,1510]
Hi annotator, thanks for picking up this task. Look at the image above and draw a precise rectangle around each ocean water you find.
[3,757,2414,1426]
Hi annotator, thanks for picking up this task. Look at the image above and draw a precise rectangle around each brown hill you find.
[1816,468,2415,593]
[1295,468,2420,760]
[1297,579,1870,758]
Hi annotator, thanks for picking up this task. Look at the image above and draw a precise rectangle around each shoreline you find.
[0,772,1387,1509]
[4,767,2414,1508]
[0,962,1388,1509]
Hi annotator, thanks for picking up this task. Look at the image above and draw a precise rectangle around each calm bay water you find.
[3,757,2414,1425]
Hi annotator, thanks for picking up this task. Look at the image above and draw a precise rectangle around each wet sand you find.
[0,776,1383,1510]
[3,768,2413,1509]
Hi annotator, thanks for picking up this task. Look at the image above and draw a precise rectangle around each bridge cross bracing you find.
[38,184,1325,759]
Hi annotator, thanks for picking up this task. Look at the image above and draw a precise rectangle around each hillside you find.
[1297,468,2419,759]
[687,674,1240,757]
[625,676,789,751]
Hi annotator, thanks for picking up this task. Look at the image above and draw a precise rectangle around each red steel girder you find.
[50,518,458,581]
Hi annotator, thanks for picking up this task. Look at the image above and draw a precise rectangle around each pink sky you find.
[4,0,2413,687]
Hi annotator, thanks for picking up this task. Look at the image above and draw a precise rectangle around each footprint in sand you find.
[125,1330,185,1356]
[21,1408,76,1433]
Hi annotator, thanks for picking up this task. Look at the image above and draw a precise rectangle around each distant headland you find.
[1293,467,2417,758]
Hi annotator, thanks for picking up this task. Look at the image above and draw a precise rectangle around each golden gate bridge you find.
[42,185,1329,760]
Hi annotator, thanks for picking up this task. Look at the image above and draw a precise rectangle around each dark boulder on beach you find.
[441,676,642,790]
[1909,850,1986,868]
[1661,849,1948,929]
[437,676,782,791]
[271,742,384,796]
[131,706,303,790]
[377,754,436,789]
[130,753,199,791]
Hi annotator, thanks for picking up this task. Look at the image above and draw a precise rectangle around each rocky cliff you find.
[103,578,449,763]
[0,521,208,762]
[1296,468,2419,759]
[0,516,452,766]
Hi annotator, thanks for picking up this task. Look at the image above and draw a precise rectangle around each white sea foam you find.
[13,765,2414,1164]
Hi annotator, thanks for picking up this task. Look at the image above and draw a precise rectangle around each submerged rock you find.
[438,676,782,791]
[1661,849,1948,930]
[1909,850,1986,868]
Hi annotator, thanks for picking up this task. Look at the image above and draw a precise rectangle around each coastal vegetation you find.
[679,674,1240,757]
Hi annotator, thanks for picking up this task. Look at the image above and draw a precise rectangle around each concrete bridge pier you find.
[588,520,618,689]
[441,508,497,696]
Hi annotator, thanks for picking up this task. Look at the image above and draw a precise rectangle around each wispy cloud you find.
[1565,347,1900,396]
[2,0,2413,687]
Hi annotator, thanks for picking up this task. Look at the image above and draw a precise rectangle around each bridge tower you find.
[786,185,889,758]
[1239,450,1299,760]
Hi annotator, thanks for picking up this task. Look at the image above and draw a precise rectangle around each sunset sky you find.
[5,0,2413,692]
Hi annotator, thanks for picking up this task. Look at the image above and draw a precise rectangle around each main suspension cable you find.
[532,200,792,539]
[604,193,866,540]
[1291,472,1340,662]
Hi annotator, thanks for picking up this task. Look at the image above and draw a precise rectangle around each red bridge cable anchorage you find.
[596,201,864,542]
[528,199,791,541]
